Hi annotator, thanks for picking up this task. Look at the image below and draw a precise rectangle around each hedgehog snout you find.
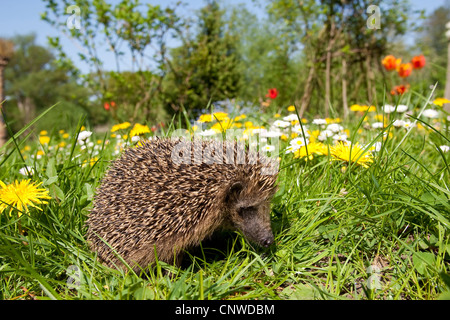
[261,234,274,247]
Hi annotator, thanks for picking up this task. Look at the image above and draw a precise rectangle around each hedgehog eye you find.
[238,205,257,218]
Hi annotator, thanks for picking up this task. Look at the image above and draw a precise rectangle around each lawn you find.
[0,90,449,300]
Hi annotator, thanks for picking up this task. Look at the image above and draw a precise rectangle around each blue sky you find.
[0,0,447,73]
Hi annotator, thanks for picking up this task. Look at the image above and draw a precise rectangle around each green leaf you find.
[412,252,435,275]
[281,284,320,300]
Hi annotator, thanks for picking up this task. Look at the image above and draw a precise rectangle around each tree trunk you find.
[298,65,315,117]
[342,58,349,119]
[17,96,36,125]
[445,41,450,114]
[0,63,7,147]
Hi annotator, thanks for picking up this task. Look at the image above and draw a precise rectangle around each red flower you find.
[110,101,116,107]
[397,63,413,78]
[411,55,426,69]
[104,102,110,111]
[265,88,278,99]
[390,84,409,96]
[382,55,400,71]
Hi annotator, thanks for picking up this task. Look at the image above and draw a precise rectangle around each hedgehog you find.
[86,137,279,272]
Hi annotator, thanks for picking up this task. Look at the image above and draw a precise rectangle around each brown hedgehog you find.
[86,137,279,272]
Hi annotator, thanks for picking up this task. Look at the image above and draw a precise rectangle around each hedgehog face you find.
[226,182,275,248]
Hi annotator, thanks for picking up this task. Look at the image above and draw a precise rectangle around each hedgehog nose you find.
[262,235,274,247]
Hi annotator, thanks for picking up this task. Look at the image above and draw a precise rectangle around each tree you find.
[4,34,95,133]
[266,0,413,117]
[163,0,241,114]
[41,0,183,124]
[0,39,14,147]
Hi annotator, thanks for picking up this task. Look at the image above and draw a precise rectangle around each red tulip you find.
[382,55,400,71]
[265,88,278,99]
[390,84,409,96]
[397,63,413,78]
[411,55,426,69]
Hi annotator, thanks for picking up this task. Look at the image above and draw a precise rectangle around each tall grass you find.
[0,91,449,300]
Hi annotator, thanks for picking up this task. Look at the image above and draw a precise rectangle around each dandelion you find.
[198,114,213,123]
[40,130,48,136]
[432,98,450,107]
[330,142,374,168]
[287,105,296,112]
[39,136,50,145]
[293,142,328,161]
[130,124,151,137]
[111,122,131,132]
[0,179,51,216]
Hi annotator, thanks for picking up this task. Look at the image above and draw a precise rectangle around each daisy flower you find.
[422,109,439,119]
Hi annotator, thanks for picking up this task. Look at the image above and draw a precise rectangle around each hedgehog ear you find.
[226,181,243,203]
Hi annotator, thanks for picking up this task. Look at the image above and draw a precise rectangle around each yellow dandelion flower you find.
[244,121,254,128]
[287,105,296,112]
[198,114,213,123]
[0,179,51,216]
[274,113,281,118]
[129,123,150,137]
[330,142,373,168]
[213,112,229,121]
[294,142,328,160]
[39,136,50,145]
[62,133,70,139]
[111,122,131,133]
[40,130,48,136]
[433,98,450,107]
[58,141,66,148]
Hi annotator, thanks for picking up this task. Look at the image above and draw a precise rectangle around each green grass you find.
[0,92,449,300]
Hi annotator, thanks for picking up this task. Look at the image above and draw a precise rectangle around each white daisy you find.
[422,109,439,119]
[19,166,35,176]
[78,130,93,141]
[273,120,291,128]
